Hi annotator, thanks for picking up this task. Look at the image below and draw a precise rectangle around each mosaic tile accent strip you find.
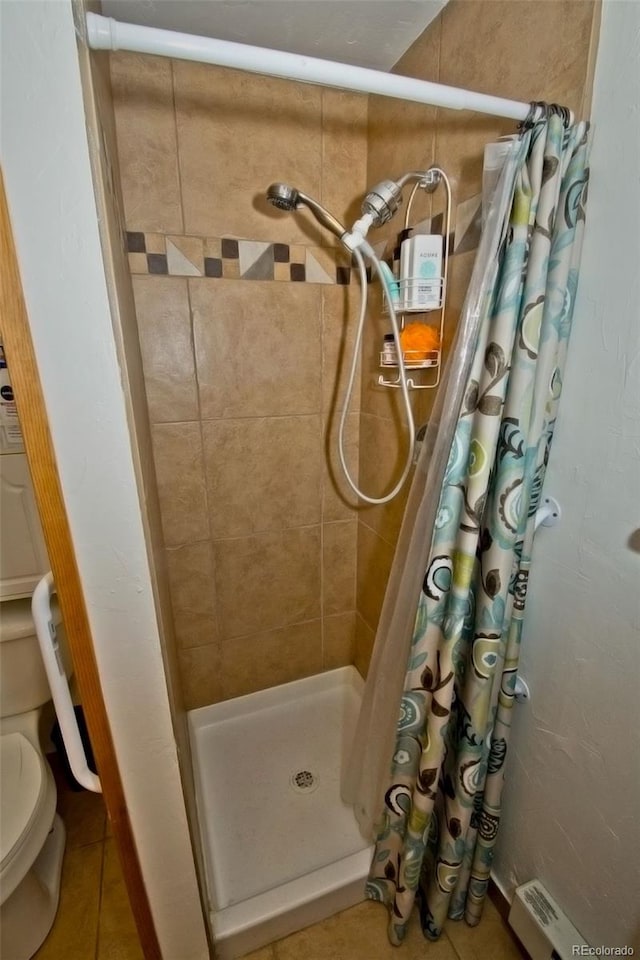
[166,236,203,276]
[125,202,482,285]
[126,231,353,284]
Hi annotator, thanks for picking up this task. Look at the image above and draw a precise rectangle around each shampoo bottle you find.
[400,234,443,309]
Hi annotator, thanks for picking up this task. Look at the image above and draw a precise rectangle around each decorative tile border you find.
[125,194,481,285]
[126,231,355,284]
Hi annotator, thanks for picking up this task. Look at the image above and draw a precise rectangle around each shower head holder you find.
[361,168,441,228]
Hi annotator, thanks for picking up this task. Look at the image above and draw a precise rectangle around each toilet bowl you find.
[0,597,67,960]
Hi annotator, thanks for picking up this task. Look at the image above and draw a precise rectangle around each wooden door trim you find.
[0,169,162,960]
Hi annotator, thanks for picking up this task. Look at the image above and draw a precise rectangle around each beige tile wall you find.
[111,0,599,704]
[112,56,367,708]
[356,0,600,675]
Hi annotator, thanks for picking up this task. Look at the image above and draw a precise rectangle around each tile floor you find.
[33,756,143,960]
[241,896,527,960]
[35,758,525,960]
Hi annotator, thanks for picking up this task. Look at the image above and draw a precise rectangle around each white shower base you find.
[188,666,373,959]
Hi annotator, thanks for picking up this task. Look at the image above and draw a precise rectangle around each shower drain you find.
[289,769,319,794]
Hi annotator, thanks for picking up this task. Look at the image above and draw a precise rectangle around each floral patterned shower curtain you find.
[367,114,591,944]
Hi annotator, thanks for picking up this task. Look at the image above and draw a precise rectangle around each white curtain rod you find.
[86,12,531,122]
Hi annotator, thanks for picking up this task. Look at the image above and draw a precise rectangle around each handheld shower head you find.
[266,183,347,240]
[266,182,300,212]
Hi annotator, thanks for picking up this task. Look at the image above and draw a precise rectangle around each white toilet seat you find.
[0,732,56,905]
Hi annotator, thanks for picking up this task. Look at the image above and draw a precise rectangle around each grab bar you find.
[513,495,562,705]
[32,572,102,793]
[534,495,561,531]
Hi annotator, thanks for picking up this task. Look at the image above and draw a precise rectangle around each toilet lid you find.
[0,733,46,865]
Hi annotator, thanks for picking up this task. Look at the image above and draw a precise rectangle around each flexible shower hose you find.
[337,242,415,505]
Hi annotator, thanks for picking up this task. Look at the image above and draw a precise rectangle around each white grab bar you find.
[534,495,561,531]
[513,495,562,706]
[32,573,102,793]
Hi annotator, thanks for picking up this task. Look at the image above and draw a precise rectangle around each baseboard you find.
[489,876,530,958]
[488,875,511,922]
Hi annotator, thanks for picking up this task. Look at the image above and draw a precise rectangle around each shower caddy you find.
[379,166,452,391]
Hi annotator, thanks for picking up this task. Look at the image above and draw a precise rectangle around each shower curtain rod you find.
[86,12,531,122]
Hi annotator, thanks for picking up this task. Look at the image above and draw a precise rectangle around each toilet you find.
[0,421,68,958]
[0,597,67,960]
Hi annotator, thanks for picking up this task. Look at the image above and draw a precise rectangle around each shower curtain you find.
[344,113,591,944]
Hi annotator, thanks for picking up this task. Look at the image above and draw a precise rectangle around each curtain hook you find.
[519,100,545,135]
[519,101,573,135]
[548,103,573,128]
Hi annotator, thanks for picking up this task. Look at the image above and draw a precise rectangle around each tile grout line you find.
[191,614,327,650]
[152,412,325,426]
[66,837,108,851]
[164,519,325,552]
[169,58,186,236]
[165,57,227,660]
[183,274,225,655]
[183,279,211,540]
[319,287,327,669]
[433,5,443,197]
[168,55,215,630]
[93,839,107,960]
[358,515,401,551]
[442,926,464,960]
[178,612,354,661]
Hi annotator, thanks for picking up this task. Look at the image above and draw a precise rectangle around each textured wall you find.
[111,55,368,707]
[492,0,640,947]
[356,0,600,675]
[1,2,209,955]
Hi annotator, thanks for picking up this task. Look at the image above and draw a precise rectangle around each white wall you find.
[0,3,209,957]
[493,0,640,949]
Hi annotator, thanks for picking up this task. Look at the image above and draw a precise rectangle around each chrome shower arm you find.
[395,170,436,189]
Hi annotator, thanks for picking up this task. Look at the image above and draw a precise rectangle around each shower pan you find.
[189,667,373,959]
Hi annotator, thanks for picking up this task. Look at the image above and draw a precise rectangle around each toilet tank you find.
[0,599,65,719]
[0,452,50,601]
[0,360,71,722]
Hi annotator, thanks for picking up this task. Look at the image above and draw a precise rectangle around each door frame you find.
[0,170,162,959]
